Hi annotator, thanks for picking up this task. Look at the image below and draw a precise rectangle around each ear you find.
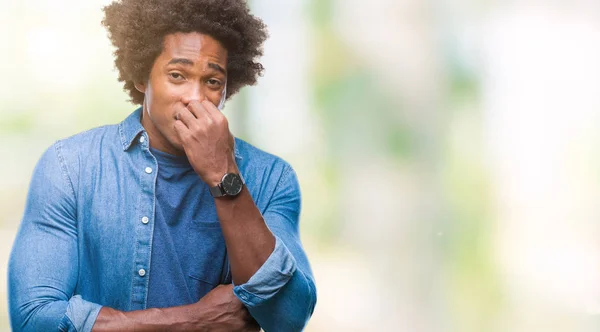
[134,82,146,93]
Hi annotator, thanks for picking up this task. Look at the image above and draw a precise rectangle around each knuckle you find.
[189,100,201,109]
[202,99,213,108]
[216,114,227,126]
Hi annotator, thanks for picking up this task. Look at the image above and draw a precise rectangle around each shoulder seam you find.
[263,162,294,212]
[274,162,293,196]
[54,140,77,201]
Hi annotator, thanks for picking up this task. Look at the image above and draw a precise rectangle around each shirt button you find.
[240,293,248,300]
[139,136,146,143]
[145,167,152,174]
[138,269,146,277]
[141,216,149,224]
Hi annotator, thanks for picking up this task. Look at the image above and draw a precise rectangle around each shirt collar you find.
[118,107,145,151]
[118,107,243,160]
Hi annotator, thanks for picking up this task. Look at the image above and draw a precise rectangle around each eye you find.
[207,79,222,87]
[169,72,184,80]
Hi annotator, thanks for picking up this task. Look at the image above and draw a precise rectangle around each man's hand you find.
[173,100,238,187]
[192,284,260,332]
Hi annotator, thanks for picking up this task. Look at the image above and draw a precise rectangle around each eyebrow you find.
[167,58,194,66]
[208,62,227,75]
[166,58,227,75]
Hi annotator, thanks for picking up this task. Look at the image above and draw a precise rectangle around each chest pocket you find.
[186,221,229,301]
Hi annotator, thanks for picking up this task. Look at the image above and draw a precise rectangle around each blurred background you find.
[2,0,600,331]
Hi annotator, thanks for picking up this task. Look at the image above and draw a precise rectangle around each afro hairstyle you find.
[102,0,268,104]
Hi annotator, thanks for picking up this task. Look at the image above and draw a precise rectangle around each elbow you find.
[9,307,25,332]
[9,302,44,332]
[8,286,33,332]
[284,297,317,332]
[303,277,318,328]
[8,290,71,332]
[9,300,69,332]
[249,287,317,331]
[254,275,317,332]
[284,277,318,332]
[289,304,316,332]
[286,317,310,332]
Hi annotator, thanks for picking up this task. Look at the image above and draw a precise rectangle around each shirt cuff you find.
[61,295,103,332]
[233,236,297,307]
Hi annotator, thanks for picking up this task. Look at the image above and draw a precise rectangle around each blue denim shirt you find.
[8,108,317,331]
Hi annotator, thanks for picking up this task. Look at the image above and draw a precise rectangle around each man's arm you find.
[8,143,257,332]
[92,284,258,331]
[9,144,101,331]
[173,101,317,331]
[174,99,278,286]
[218,166,317,332]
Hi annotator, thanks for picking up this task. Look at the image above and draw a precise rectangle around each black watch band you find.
[209,183,227,197]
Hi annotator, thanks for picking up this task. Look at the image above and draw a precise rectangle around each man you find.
[8,0,317,331]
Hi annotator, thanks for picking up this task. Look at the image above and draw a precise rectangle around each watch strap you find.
[209,183,226,197]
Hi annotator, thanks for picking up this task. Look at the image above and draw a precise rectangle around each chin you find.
[168,137,186,155]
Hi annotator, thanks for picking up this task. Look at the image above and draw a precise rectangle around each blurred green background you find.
[2,0,600,331]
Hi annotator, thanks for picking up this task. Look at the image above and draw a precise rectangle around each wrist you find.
[206,165,240,188]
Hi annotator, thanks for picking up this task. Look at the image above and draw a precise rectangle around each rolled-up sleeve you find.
[8,142,102,332]
[233,236,297,305]
[233,165,317,332]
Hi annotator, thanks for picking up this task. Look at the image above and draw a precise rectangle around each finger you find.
[187,100,212,121]
[175,106,199,130]
[201,99,222,120]
[173,119,191,143]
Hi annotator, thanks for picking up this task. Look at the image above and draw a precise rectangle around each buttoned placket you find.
[130,132,157,310]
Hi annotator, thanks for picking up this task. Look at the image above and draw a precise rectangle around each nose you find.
[180,83,205,106]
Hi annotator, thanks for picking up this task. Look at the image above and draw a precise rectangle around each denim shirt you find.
[8,108,317,332]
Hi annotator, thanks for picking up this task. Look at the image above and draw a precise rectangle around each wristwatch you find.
[209,173,245,198]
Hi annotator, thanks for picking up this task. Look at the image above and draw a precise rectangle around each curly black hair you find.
[102,0,268,105]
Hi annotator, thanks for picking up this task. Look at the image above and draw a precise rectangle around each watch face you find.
[222,173,243,196]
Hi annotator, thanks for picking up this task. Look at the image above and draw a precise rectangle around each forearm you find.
[214,164,317,331]
[93,284,257,332]
[92,304,201,332]
[215,186,276,285]
[92,300,210,332]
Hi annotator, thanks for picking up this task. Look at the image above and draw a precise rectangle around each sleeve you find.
[233,165,317,332]
[8,142,102,332]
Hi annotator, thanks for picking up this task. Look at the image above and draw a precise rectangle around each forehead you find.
[160,32,227,64]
